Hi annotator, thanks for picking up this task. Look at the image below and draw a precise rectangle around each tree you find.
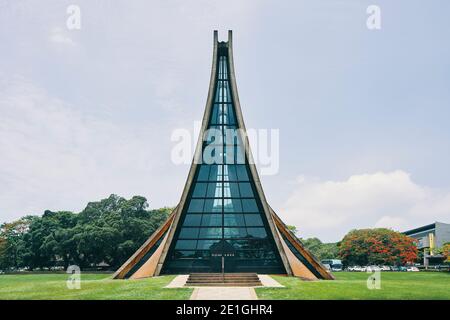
[286,225,298,235]
[338,228,418,266]
[0,194,171,271]
[301,238,339,261]
[437,242,450,263]
[0,217,33,270]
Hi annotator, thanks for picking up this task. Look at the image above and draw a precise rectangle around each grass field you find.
[0,273,192,300]
[256,272,450,300]
[0,272,448,300]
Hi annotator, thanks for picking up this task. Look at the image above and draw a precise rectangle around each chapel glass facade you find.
[161,48,286,274]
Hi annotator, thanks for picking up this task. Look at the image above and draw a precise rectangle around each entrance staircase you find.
[185,273,262,287]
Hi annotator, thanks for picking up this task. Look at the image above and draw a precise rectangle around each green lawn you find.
[256,272,450,300]
[0,272,448,300]
[0,273,192,300]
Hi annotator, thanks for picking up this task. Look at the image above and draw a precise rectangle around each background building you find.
[403,222,450,266]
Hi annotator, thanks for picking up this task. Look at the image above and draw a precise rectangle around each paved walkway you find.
[165,275,189,288]
[190,287,258,300]
[258,274,284,287]
[165,274,283,300]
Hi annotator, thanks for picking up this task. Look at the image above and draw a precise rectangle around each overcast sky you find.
[1,0,449,242]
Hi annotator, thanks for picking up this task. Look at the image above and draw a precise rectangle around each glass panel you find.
[207,182,221,198]
[192,183,207,197]
[244,214,263,227]
[229,239,252,250]
[198,165,210,181]
[236,165,249,181]
[246,228,267,239]
[209,165,221,180]
[224,228,247,238]
[199,228,222,239]
[188,199,204,213]
[241,199,258,212]
[224,182,240,198]
[201,214,222,227]
[224,214,245,227]
[183,214,202,227]
[223,198,242,213]
[238,182,253,197]
[224,165,237,181]
[175,240,197,250]
[204,198,223,212]
[174,250,197,258]
[197,239,221,250]
[179,228,200,239]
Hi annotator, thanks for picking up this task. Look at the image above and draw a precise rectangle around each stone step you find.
[188,276,260,280]
[186,273,262,287]
[186,282,262,287]
[187,279,259,283]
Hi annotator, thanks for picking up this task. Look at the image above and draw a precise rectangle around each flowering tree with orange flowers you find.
[338,228,418,266]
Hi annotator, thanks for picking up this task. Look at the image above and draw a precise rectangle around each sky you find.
[0,0,449,242]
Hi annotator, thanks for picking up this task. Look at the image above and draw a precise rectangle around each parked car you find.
[407,266,420,272]
[350,266,363,272]
[367,265,381,272]
[399,266,407,272]
[380,265,391,271]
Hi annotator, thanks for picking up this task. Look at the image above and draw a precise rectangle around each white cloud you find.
[0,75,168,221]
[281,171,450,242]
[49,27,76,46]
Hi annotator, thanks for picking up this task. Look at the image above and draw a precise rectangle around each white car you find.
[367,265,381,272]
[380,265,391,271]
[407,266,420,272]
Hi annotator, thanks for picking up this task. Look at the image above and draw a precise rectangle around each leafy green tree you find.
[338,228,418,266]
[0,217,33,269]
[286,225,298,234]
[0,194,171,271]
[301,237,339,260]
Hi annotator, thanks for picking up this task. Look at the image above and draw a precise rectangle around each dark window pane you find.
[204,199,222,212]
[199,228,222,239]
[197,240,221,250]
[192,183,207,197]
[246,227,267,239]
[229,239,252,250]
[224,227,247,238]
[179,228,200,239]
[174,250,197,258]
[224,182,240,198]
[241,199,258,212]
[198,165,210,180]
[175,240,197,250]
[183,214,202,226]
[223,198,242,213]
[209,165,220,180]
[224,214,245,227]
[188,199,204,213]
[238,182,253,197]
[236,165,249,181]
[244,214,263,226]
[224,165,237,181]
[201,214,222,227]
[207,182,221,198]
